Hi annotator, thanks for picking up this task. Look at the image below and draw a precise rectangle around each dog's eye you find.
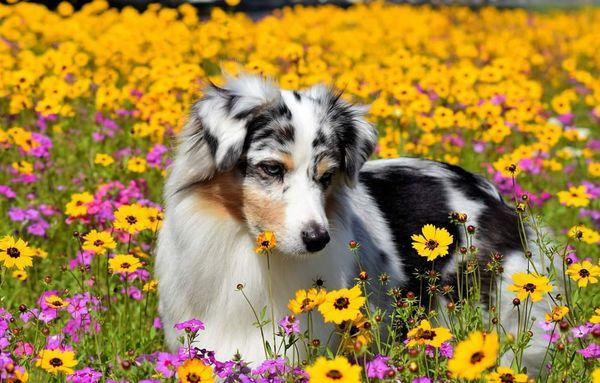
[259,162,285,178]
[319,172,334,188]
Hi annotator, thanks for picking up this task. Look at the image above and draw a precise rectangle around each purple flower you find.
[440,341,454,358]
[413,378,432,383]
[577,343,600,359]
[154,352,180,378]
[174,318,205,333]
[67,367,102,383]
[278,316,300,335]
[0,186,16,199]
[572,325,591,338]
[366,355,391,379]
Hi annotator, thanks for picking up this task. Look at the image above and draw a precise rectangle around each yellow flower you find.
[255,231,277,254]
[448,331,499,380]
[568,225,600,245]
[12,269,28,281]
[64,192,94,218]
[593,367,600,383]
[507,272,553,302]
[591,308,600,324]
[306,356,361,383]
[486,366,528,383]
[566,260,600,287]
[113,204,151,234]
[144,206,164,232]
[339,314,373,351]
[411,224,453,261]
[557,185,590,207]
[318,285,365,324]
[545,306,569,322]
[406,319,453,348]
[127,156,147,173]
[36,349,78,375]
[12,160,34,175]
[589,162,600,178]
[8,369,29,382]
[177,358,214,383]
[288,288,327,314]
[108,254,142,274]
[224,0,241,6]
[82,230,116,254]
[143,279,158,292]
[0,236,34,270]
[44,295,70,310]
[94,153,114,167]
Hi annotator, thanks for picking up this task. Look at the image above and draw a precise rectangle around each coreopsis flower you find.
[566,260,600,287]
[255,231,277,253]
[486,366,528,383]
[568,225,600,244]
[340,314,373,350]
[64,192,94,218]
[557,185,590,207]
[44,295,70,310]
[36,349,78,375]
[545,306,569,322]
[108,254,142,274]
[144,206,164,232]
[176,359,214,383]
[12,269,28,281]
[306,356,361,383]
[127,156,147,173]
[406,319,453,348]
[94,153,114,166]
[143,279,158,292]
[0,235,35,270]
[113,203,150,234]
[507,272,553,302]
[411,224,453,261]
[591,308,600,324]
[447,331,499,380]
[82,230,116,254]
[288,288,327,314]
[318,285,365,324]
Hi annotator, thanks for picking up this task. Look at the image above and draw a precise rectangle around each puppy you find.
[156,75,551,373]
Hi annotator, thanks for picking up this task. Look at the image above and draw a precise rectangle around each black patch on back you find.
[203,130,219,158]
[293,91,302,101]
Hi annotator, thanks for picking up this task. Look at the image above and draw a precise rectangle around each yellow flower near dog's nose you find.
[411,224,454,261]
[255,231,276,254]
[177,358,214,383]
[318,285,365,324]
[288,288,326,314]
[306,356,361,383]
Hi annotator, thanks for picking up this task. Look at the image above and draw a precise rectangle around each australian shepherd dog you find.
[156,75,552,373]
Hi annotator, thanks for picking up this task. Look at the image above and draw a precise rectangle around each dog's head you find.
[172,75,376,256]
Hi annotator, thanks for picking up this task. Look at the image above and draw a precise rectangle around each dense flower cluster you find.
[0,1,598,382]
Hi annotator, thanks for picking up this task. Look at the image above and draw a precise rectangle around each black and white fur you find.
[156,75,552,373]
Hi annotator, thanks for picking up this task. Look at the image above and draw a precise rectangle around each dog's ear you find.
[307,85,377,187]
[184,75,280,173]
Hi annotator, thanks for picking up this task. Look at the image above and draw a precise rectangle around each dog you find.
[156,75,553,373]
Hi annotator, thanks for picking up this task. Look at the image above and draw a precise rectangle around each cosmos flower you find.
[318,285,365,324]
[411,224,453,261]
[305,356,361,383]
[448,331,499,380]
[278,315,300,335]
[174,319,206,333]
[508,272,553,302]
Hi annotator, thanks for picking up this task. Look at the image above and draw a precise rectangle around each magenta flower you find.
[174,318,205,333]
[366,355,391,379]
[154,352,180,378]
[577,343,600,359]
[278,316,300,335]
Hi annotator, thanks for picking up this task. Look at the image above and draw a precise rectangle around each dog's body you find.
[156,76,551,372]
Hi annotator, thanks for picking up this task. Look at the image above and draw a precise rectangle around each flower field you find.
[1,1,600,382]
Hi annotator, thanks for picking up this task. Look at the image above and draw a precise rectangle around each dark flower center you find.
[425,240,439,250]
[7,247,20,258]
[93,240,104,246]
[326,369,343,380]
[52,300,62,307]
[49,357,63,367]
[334,297,350,310]
[300,298,313,311]
[126,215,137,225]
[470,352,484,364]
[523,283,536,292]
[261,240,270,247]
[500,373,516,383]
[121,262,131,269]
[579,269,590,278]
[416,328,436,340]
[186,372,200,383]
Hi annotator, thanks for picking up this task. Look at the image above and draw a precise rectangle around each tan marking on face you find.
[282,153,295,171]
[242,184,286,233]
[316,157,335,178]
[195,172,245,222]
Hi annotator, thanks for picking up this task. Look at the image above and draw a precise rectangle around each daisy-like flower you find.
[94,153,114,167]
[113,204,151,234]
[144,206,164,232]
[318,285,366,324]
[64,192,94,218]
[176,358,214,383]
[339,314,373,350]
[44,295,70,310]
[82,230,116,254]
[448,331,499,380]
[545,306,569,322]
[486,366,528,383]
[12,269,28,281]
[288,288,327,314]
[557,185,590,207]
[590,308,600,324]
[411,224,453,261]
[306,356,361,383]
[407,319,453,348]
[566,260,600,287]
[0,235,34,270]
[36,349,78,375]
[568,225,600,245]
[255,231,277,253]
[108,254,142,274]
[507,272,553,302]
[143,279,158,292]
[127,156,147,173]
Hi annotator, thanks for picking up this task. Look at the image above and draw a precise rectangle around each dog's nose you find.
[301,222,330,252]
